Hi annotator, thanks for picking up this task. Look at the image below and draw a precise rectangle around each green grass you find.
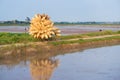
[50,36,120,46]
[60,30,120,40]
[0,30,120,45]
[0,33,38,45]
[0,31,120,59]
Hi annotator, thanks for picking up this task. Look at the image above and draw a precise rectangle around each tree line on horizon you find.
[0,18,120,25]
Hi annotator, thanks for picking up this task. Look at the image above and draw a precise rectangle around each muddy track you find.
[60,34,120,42]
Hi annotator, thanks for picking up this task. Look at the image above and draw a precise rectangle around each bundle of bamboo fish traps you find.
[29,14,61,40]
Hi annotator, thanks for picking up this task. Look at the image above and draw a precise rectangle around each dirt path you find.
[59,34,120,42]
[83,34,120,39]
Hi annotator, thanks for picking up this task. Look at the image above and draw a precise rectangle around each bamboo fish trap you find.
[29,14,61,40]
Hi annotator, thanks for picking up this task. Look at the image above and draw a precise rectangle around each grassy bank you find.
[61,30,120,40]
[0,30,120,59]
[0,30,120,45]
[0,33,38,45]
[0,36,120,60]
[49,36,120,45]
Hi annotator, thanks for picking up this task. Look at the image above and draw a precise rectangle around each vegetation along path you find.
[60,34,120,42]
[0,33,120,48]
[0,31,120,58]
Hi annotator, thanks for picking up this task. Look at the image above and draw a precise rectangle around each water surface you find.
[0,45,120,80]
[0,25,120,35]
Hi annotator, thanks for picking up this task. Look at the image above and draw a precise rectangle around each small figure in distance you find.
[99,29,102,32]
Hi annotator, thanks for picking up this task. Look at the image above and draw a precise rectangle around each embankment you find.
[0,36,120,60]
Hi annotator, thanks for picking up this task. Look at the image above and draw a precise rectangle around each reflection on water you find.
[0,45,120,80]
[30,58,59,80]
[0,53,59,80]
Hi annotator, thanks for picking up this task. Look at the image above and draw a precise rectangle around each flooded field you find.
[0,45,120,80]
[0,25,120,35]
[0,25,120,80]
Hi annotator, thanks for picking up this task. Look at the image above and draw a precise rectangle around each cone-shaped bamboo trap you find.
[29,14,61,40]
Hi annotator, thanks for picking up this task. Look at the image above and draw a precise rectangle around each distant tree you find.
[25,17,30,22]
[12,20,18,24]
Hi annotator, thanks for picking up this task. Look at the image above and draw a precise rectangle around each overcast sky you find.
[0,0,120,22]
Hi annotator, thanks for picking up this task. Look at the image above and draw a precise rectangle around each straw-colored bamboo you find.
[29,14,61,39]
[30,58,59,80]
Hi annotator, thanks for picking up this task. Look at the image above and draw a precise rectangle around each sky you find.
[0,0,120,22]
